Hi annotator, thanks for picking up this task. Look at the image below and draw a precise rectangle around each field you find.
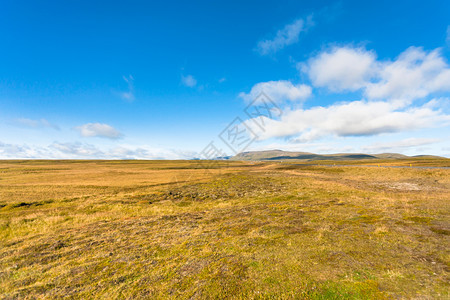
[0,159,449,299]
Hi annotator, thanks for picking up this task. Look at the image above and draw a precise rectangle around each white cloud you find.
[181,74,197,87]
[302,46,450,102]
[239,80,312,103]
[366,47,450,100]
[120,75,135,101]
[301,46,377,91]
[219,77,226,83]
[256,17,311,55]
[245,99,450,142]
[75,123,122,139]
[13,118,60,130]
[362,138,440,153]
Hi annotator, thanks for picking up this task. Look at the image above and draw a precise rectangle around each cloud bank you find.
[246,99,449,142]
[0,141,196,160]
[301,46,450,102]
[241,45,450,144]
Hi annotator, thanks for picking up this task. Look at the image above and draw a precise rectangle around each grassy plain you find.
[0,159,449,299]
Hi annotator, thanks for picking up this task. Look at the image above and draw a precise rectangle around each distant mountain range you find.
[229,150,444,161]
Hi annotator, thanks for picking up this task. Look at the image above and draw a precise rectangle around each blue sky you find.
[1,0,450,159]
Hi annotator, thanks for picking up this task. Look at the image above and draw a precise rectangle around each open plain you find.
[0,159,449,299]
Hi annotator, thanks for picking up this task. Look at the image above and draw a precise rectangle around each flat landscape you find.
[0,159,449,299]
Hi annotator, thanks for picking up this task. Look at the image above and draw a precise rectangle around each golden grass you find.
[0,159,449,299]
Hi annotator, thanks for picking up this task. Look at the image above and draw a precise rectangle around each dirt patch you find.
[377,182,422,191]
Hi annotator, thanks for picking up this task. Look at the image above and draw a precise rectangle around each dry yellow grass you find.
[0,160,449,299]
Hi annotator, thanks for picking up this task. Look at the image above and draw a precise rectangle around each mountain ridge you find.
[230,150,444,161]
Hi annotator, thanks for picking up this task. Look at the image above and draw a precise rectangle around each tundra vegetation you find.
[0,159,449,299]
